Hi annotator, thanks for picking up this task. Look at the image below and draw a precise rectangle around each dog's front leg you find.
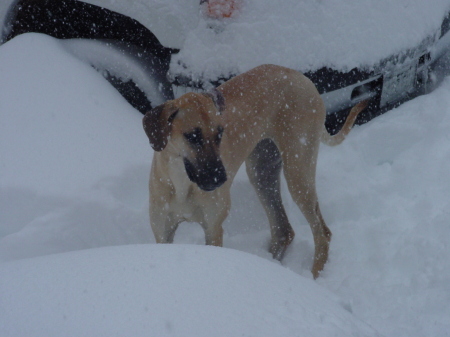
[199,191,231,246]
[150,205,180,244]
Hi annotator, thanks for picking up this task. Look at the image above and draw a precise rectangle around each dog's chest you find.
[166,161,204,221]
[169,187,204,223]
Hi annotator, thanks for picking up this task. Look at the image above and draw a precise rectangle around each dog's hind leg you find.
[246,139,295,261]
[279,137,332,279]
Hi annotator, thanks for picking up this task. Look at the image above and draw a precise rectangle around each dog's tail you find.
[321,100,368,146]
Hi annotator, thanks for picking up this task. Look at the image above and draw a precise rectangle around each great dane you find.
[143,64,367,278]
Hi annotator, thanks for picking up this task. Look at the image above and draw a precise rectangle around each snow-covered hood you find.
[170,0,450,82]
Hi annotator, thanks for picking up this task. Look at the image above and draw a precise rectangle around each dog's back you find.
[217,65,326,172]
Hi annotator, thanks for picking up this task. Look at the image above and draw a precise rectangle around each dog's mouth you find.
[184,158,227,191]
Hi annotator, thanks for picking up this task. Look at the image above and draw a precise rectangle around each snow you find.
[4,0,448,80]
[2,0,450,77]
[0,35,151,198]
[1,1,450,336]
[59,38,168,107]
[0,245,380,337]
[85,0,200,49]
[316,85,450,336]
[170,0,450,82]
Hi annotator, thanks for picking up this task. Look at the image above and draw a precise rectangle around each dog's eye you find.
[215,126,224,145]
[184,128,204,147]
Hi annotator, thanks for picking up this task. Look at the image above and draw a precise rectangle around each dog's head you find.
[143,91,227,191]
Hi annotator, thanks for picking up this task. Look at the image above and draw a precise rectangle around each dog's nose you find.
[184,157,227,191]
[199,160,227,191]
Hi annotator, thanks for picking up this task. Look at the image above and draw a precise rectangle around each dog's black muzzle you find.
[184,157,227,191]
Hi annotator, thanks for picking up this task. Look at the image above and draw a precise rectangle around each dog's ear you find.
[142,103,179,151]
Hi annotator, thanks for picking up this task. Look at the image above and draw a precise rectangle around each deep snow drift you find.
[0,244,380,337]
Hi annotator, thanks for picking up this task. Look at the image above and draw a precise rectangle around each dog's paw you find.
[269,234,294,261]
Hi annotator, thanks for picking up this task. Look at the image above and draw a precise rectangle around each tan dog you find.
[143,64,367,278]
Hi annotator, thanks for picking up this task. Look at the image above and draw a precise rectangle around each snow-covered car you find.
[2,0,450,131]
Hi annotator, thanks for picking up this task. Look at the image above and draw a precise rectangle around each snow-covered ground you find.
[1,1,450,336]
[1,244,381,337]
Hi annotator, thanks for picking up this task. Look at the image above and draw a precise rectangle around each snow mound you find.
[0,33,151,197]
[0,244,380,337]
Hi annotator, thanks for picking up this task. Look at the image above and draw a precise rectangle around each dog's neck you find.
[202,88,225,114]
